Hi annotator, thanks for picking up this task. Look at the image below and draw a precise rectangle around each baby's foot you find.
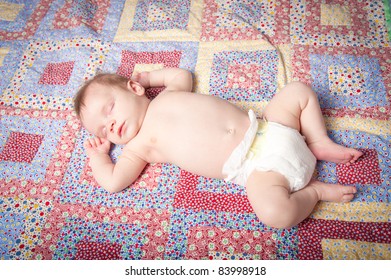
[310,180,357,203]
[308,139,363,165]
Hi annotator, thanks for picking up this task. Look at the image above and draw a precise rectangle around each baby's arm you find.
[133,68,193,92]
[84,137,147,193]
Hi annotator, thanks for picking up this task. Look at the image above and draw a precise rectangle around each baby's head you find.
[74,74,129,118]
[74,73,150,145]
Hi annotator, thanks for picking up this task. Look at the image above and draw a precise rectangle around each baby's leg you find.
[246,170,357,229]
[263,82,362,164]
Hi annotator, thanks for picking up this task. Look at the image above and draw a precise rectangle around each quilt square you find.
[310,54,387,109]
[0,132,44,163]
[132,0,191,31]
[0,197,51,260]
[292,45,390,119]
[1,38,109,110]
[306,1,366,35]
[209,49,278,101]
[200,0,290,43]
[38,61,75,85]
[290,0,389,47]
[0,0,53,41]
[316,130,390,203]
[195,41,291,114]
[114,0,202,42]
[52,0,110,33]
[328,65,365,96]
[227,64,263,90]
[33,0,126,40]
[34,203,170,259]
[336,149,382,186]
[0,107,80,199]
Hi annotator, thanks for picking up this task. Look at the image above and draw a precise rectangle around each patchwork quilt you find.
[0,0,390,260]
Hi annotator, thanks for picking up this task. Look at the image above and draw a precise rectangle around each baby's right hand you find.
[84,137,111,158]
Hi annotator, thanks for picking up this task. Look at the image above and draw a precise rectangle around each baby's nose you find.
[108,120,116,133]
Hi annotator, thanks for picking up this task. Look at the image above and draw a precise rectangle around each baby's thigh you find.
[245,170,291,217]
[263,82,310,130]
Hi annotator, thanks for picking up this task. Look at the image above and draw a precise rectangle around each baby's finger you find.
[100,138,110,145]
[131,71,140,81]
[84,140,92,149]
[87,137,100,148]
[93,137,103,147]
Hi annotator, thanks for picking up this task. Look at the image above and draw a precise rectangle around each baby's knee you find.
[254,202,298,229]
[284,81,317,108]
[288,81,312,89]
[285,81,314,96]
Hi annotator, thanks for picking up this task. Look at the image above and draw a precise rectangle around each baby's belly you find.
[151,129,245,179]
[166,150,232,179]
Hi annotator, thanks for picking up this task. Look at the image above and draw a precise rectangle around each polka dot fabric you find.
[1,0,390,261]
[38,61,75,85]
[0,132,44,163]
[75,240,122,260]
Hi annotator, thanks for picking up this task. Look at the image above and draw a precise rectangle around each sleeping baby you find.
[73,68,362,229]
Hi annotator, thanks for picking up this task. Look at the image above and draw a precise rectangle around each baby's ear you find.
[127,80,145,96]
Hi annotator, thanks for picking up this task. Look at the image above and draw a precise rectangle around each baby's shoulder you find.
[121,140,147,161]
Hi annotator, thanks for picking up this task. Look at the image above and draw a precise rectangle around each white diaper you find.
[223,110,317,192]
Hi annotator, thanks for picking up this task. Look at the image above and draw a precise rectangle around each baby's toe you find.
[342,186,357,195]
[342,193,355,203]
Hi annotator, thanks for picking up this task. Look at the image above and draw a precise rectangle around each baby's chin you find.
[113,133,136,145]
[112,138,131,145]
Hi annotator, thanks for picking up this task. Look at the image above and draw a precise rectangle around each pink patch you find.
[0,132,44,163]
[38,61,75,85]
[226,64,262,89]
[336,149,382,185]
[75,240,122,260]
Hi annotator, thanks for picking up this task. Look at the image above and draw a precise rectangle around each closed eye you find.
[106,102,114,115]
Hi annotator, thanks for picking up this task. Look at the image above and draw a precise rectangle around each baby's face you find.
[80,82,148,145]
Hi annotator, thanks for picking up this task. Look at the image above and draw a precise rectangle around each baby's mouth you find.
[118,122,125,137]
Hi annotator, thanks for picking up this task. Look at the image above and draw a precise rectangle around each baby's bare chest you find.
[122,91,251,177]
[136,99,250,177]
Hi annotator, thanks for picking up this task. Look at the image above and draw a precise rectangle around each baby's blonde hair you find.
[73,73,129,118]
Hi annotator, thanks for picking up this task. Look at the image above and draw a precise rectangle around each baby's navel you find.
[150,137,157,144]
[227,128,235,135]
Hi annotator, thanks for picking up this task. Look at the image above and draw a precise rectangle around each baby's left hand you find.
[131,71,150,88]
[84,137,111,158]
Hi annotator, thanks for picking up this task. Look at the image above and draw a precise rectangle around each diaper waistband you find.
[222,110,260,182]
